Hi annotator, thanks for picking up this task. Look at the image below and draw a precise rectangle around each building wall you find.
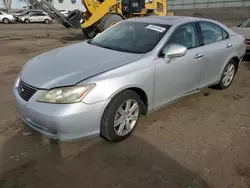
[51,0,86,11]
[167,0,250,21]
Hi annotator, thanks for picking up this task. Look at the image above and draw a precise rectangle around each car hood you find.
[20,41,144,89]
[231,27,250,39]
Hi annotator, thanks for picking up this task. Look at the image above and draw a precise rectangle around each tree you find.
[28,0,40,9]
[3,0,11,11]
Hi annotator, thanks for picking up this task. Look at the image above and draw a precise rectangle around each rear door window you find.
[199,21,229,45]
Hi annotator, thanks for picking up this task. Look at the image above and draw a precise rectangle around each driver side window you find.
[165,23,199,49]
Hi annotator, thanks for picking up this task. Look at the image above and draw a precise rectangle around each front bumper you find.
[13,85,109,141]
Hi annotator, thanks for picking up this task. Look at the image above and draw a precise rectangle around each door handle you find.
[194,53,204,59]
[226,43,233,48]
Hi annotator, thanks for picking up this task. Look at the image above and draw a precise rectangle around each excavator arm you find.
[33,0,168,38]
[34,0,80,28]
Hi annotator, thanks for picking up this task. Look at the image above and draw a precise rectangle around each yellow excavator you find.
[35,0,168,38]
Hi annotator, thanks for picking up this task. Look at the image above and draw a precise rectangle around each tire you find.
[44,19,50,24]
[66,9,82,29]
[82,26,98,39]
[100,90,144,142]
[25,19,30,24]
[67,9,82,20]
[217,59,237,89]
[3,18,10,24]
[146,10,157,16]
[97,13,123,32]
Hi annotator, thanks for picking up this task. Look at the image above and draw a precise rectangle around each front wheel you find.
[3,18,10,24]
[100,90,143,142]
[44,19,50,24]
[97,13,123,32]
[217,59,237,89]
[24,19,30,24]
[82,26,98,39]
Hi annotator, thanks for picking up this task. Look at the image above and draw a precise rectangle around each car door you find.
[36,13,46,22]
[153,22,202,108]
[29,13,37,22]
[197,21,234,88]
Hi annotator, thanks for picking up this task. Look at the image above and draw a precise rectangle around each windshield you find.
[243,19,250,28]
[89,21,171,54]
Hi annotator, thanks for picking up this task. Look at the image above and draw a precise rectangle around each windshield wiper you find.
[87,40,112,50]
[100,45,115,50]
[87,39,93,44]
[91,43,115,50]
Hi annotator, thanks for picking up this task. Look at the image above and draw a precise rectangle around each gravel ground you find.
[0,23,249,188]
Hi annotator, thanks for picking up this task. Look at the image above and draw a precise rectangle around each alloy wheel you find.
[114,99,139,136]
[222,63,235,87]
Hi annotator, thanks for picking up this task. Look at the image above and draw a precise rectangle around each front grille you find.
[18,80,37,101]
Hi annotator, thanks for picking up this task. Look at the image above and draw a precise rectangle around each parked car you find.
[13,10,46,21]
[18,12,52,24]
[13,16,246,142]
[13,9,44,17]
[231,18,250,55]
[0,11,15,24]
[59,10,71,17]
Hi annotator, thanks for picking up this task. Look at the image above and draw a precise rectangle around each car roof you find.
[127,16,214,26]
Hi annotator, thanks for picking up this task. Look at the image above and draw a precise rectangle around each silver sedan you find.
[0,11,15,24]
[18,12,52,24]
[13,16,246,142]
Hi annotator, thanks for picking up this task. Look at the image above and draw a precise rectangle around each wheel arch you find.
[107,87,148,115]
[231,56,240,72]
[2,17,10,22]
[219,55,240,79]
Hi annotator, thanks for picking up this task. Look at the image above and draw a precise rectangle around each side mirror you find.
[162,44,187,62]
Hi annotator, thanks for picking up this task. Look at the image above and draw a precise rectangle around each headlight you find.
[37,84,96,104]
[14,77,20,88]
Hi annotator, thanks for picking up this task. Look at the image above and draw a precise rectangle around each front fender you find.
[78,58,155,111]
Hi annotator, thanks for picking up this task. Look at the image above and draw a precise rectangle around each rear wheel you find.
[100,90,143,142]
[82,26,98,39]
[146,10,157,16]
[25,19,30,24]
[217,59,237,89]
[97,13,123,32]
[3,18,10,24]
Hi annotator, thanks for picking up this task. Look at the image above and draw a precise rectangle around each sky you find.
[0,0,29,9]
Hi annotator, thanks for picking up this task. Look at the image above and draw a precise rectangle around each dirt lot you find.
[0,23,250,188]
